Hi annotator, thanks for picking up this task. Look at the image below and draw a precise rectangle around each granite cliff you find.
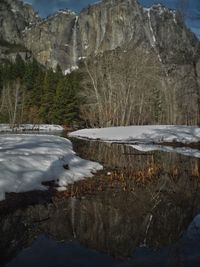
[0,0,39,63]
[22,0,200,70]
[1,0,199,71]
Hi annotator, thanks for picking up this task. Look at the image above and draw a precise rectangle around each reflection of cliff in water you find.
[1,140,200,265]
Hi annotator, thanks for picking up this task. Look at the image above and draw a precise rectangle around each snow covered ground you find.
[69,125,200,144]
[0,135,102,201]
[69,125,200,158]
[0,124,64,132]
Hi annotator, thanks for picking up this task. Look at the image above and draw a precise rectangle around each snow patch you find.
[58,9,76,15]
[78,56,87,61]
[64,65,79,75]
[143,4,167,15]
[11,8,17,13]
[84,43,89,50]
[0,124,64,132]
[70,125,200,158]
[70,125,200,145]
[0,135,102,201]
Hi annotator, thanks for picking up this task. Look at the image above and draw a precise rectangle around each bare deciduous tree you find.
[80,48,162,127]
[0,79,25,129]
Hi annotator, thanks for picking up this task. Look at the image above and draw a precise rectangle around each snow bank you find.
[69,125,200,144]
[0,124,64,132]
[0,135,102,201]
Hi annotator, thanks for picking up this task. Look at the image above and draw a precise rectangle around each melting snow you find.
[78,56,87,61]
[58,10,76,15]
[84,44,89,50]
[70,125,200,144]
[64,65,79,75]
[69,125,200,158]
[0,134,102,201]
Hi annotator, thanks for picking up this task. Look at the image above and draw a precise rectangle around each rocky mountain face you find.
[79,0,200,64]
[1,0,199,68]
[0,0,200,124]
[21,0,200,70]
[2,0,199,71]
[0,0,39,63]
[23,10,77,70]
[0,0,39,43]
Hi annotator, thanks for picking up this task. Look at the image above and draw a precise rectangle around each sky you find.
[23,0,200,38]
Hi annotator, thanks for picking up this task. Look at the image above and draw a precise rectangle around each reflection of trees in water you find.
[1,180,200,263]
[0,140,200,264]
[72,138,199,179]
[67,140,200,256]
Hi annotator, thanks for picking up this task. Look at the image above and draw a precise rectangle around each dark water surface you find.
[1,137,200,267]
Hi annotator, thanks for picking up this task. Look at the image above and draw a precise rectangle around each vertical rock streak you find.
[72,16,79,67]
[146,9,162,63]
[173,12,177,24]
[147,9,156,47]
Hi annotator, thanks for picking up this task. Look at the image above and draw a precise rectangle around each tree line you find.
[79,48,199,127]
[0,49,199,129]
[0,55,81,127]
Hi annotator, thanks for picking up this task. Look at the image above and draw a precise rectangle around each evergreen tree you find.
[40,69,58,123]
[0,58,82,126]
[14,54,25,79]
[24,58,40,90]
[53,73,80,125]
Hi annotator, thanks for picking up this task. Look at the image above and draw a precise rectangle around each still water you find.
[1,137,200,267]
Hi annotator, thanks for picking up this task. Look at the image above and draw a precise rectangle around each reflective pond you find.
[1,137,200,267]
